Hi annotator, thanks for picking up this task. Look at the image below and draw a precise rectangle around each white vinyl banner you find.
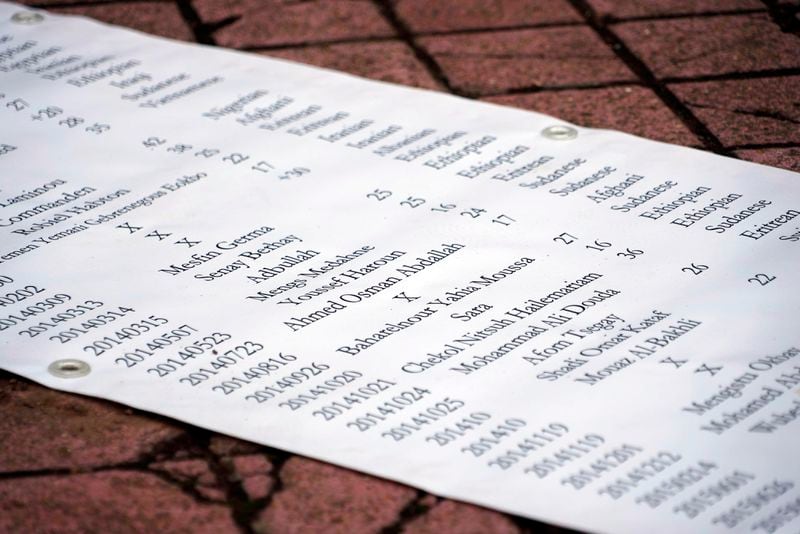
[1,4,799,532]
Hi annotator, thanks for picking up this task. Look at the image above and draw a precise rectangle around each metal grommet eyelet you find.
[541,125,578,140]
[48,359,91,378]
[11,11,44,24]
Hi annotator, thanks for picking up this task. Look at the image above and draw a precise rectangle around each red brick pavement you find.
[2,0,799,532]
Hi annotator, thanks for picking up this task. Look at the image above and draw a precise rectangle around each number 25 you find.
[682,263,708,275]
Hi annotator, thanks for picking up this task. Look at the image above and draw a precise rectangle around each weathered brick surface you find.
[585,0,764,19]
[737,147,800,173]
[0,378,183,473]
[227,454,274,501]
[253,457,416,533]
[209,434,263,456]
[50,2,194,41]
[670,76,800,146]
[393,0,581,33]
[17,0,171,4]
[614,14,800,79]
[194,0,395,48]
[150,458,227,501]
[485,86,699,146]
[403,500,521,534]
[0,470,238,533]
[262,40,442,90]
[419,26,635,95]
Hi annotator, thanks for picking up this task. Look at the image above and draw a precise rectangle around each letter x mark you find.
[117,222,142,234]
[695,364,723,376]
[660,357,688,369]
[393,292,420,303]
[146,230,172,241]
[175,237,201,248]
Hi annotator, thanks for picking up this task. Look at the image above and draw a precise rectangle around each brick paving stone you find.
[17,0,171,5]
[393,0,581,33]
[484,86,699,146]
[736,147,800,173]
[150,458,227,501]
[209,434,263,456]
[0,379,184,473]
[49,2,194,42]
[670,76,800,146]
[419,26,636,95]
[252,457,416,533]
[613,13,800,79]
[262,40,442,90]
[228,454,274,501]
[0,470,238,533]
[585,0,764,20]
[194,0,395,49]
[403,500,520,534]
